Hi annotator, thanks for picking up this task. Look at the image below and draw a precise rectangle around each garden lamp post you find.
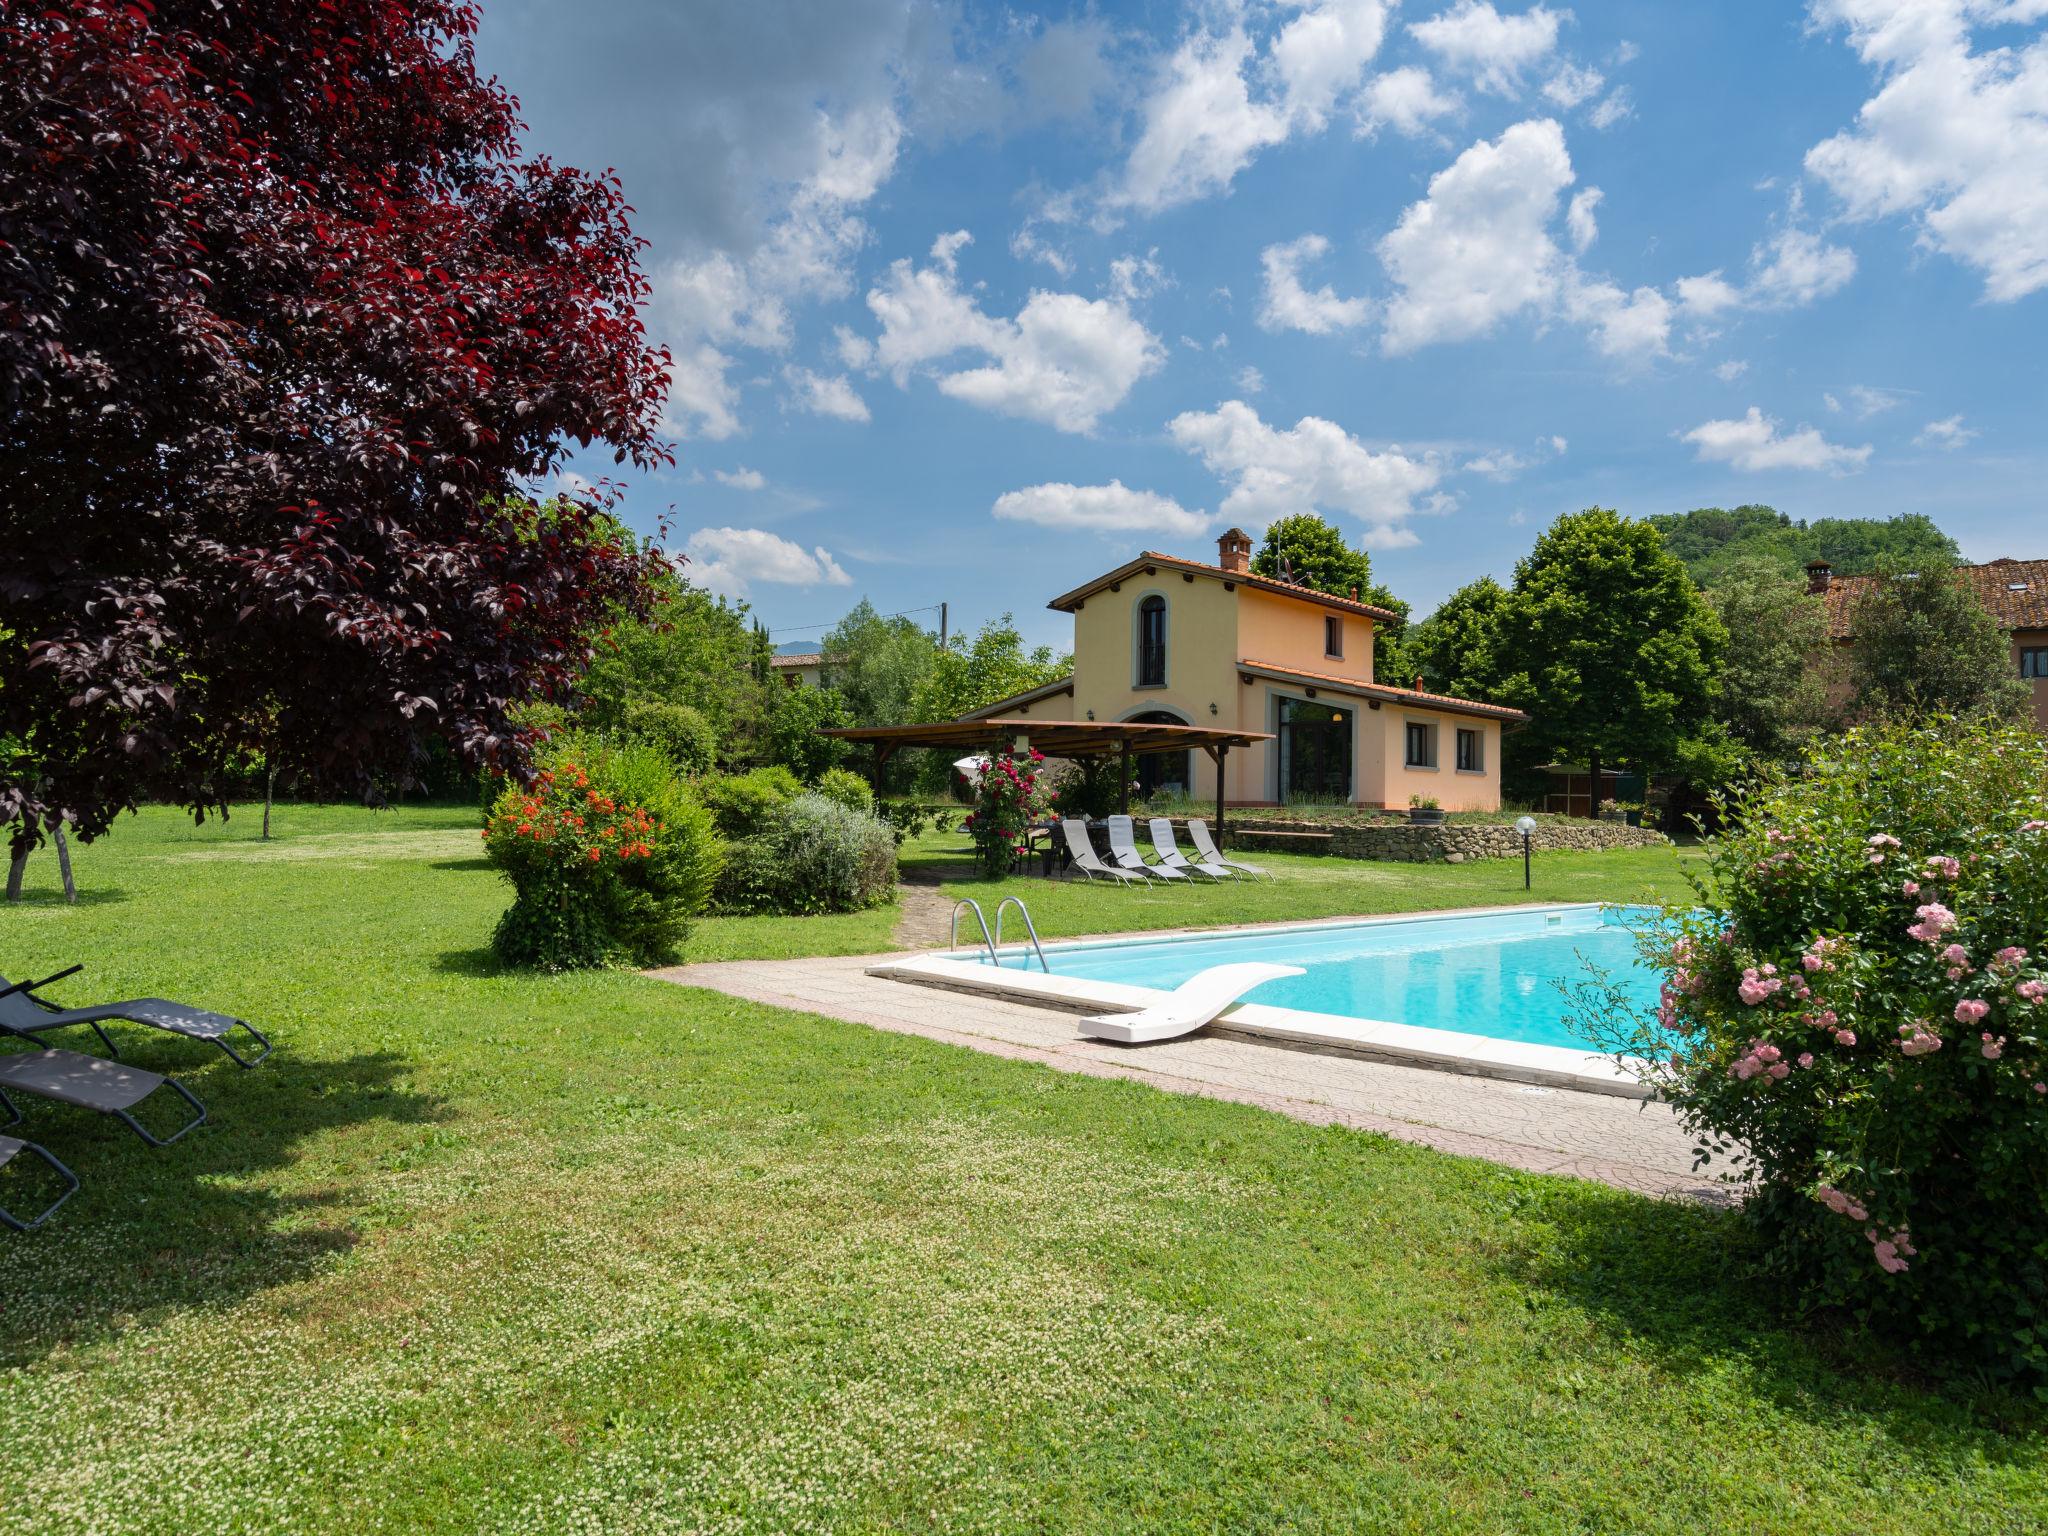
[1516,815,1537,891]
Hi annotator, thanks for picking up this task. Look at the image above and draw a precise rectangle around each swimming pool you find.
[977,904,1662,1052]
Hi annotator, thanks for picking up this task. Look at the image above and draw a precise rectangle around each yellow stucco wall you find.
[1236,587,1375,683]
[2014,628,2048,731]
[1377,711,1502,812]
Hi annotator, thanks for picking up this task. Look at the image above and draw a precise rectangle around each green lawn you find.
[0,803,2039,1534]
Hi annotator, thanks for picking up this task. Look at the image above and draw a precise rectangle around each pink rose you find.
[1924,855,1960,881]
[1953,999,1990,1025]
[1900,880,1920,897]
[1980,1035,2004,1060]
[1941,943,1969,966]
[1797,1052,1815,1068]
[1834,1028,1857,1046]
[2018,980,2048,1005]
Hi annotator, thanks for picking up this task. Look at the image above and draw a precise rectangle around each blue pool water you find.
[983,905,1663,1051]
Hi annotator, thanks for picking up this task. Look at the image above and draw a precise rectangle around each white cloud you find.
[1258,233,1375,333]
[1747,226,1859,306]
[684,527,852,598]
[1543,61,1605,109]
[782,365,871,423]
[1915,413,1979,448]
[656,104,902,438]
[1109,249,1171,302]
[1807,0,2048,301]
[713,466,767,490]
[862,234,1165,433]
[833,324,875,371]
[1562,272,1674,359]
[1411,1,1565,94]
[1113,5,1391,212]
[1235,364,1267,394]
[1356,65,1463,136]
[1681,406,1873,473]
[1271,0,1395,128]
[1010,224,1074,276]
[1378,117,1573,352]
[1167,400,1446,548]
[1566,186,1603,252]
[1676,225,1858,319]
[1588,87,1634,129]
[991,480,1211,538]
[1714,358,1750,381]
[1115,28,1292,213]
[1832,382,1909,418]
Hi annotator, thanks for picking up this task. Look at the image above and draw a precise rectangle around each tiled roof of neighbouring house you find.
[770,652,822,667]
[1818,558,2048,639]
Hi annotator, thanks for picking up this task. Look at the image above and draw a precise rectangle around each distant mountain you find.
[1647,505,1959,586]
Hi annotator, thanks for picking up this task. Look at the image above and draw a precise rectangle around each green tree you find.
[1494,508,1726,815]
[908,615,1069,723]
[763,683,853,782]
[1844,559,2031,723]
[1250,513,1409,670]
[1703,556,1833,763]
[1393,576,1511,699]
[578,571,775,764]
[819,599,941,727]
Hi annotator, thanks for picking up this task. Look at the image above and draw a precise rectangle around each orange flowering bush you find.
[484,739,719,969]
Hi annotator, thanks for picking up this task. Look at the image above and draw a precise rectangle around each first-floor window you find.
[1405,721,1436,768]
[1455,727,1482,772]
[2022,646,2048,679]
[1324,614,1343,658]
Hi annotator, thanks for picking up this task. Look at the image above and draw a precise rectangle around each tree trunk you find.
[1585,745,1603,820]
[53,822,76,904]
[263,764,275,840]
[5,846,25,902]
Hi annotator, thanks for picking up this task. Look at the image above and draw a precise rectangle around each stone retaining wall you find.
[1227,818,1669,864]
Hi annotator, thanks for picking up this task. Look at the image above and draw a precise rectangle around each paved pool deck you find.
[651,951,1736,1206]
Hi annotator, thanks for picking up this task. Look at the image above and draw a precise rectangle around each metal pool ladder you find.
[949,897,1050,972]
[994,896,1050,973]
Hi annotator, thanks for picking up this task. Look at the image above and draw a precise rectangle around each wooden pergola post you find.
[1214,743,1229,839]
[1118,732,1132,817]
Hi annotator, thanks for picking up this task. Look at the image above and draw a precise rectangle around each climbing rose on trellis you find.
[962,751,1045,879]
[0,0,672,855]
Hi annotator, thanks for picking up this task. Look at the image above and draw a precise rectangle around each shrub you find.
[962,751,1046,878]
[697,765,801,839]
[712,792,897,915]
[813,765,875,815]
[484,739,721,971]
[1047,757,1134,821]
[877,799,951,846]
[1584,721,2048,1382]
[620,698,717,776]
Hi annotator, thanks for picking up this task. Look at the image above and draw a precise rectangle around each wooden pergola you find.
[820,718,1274,833]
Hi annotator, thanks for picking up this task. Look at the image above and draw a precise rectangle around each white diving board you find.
[1079,962,1305,1044]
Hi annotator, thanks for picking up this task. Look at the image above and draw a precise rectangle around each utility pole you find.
[939,601,948,650]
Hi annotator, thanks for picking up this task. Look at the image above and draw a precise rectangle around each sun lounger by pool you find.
[1188,819,1271,880]
[0,1134,79,1232]
[1148,818,1231,879]
[0,968,271,1067]
[1106,816,1189,883]
[0,1048,207,1147]
[1060,819,1149,885]
[1079,962,1303,1043]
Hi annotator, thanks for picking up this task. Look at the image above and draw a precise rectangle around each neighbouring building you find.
[770,651,823,689]
[1807,556,2048,731]
[962,529,1527,811]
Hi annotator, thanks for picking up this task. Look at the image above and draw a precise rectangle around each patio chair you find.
[1187,819,1272,880]
[1059,819,1148,886]
[1106,816,1189,883]
[1148,818,1232,880]
[0,1134,80,1232]
[0,1048,207,1148]
[0,967,272,1067]
[1079,962,1304,1043]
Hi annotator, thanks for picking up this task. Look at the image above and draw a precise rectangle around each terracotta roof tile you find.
[1236,659,1529,721]
[770,652,822,667]
[1818,558,2048,640]
[1047,552,1402,621]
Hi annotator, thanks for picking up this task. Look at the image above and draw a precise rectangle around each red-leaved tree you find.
[0,0,674,852]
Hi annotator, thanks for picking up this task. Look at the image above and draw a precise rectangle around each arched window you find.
[1136,595,1167,687]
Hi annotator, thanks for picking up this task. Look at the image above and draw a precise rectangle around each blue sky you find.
[475,0,2048,653]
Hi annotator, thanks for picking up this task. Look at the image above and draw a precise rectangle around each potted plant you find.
[1407,794,1445,826]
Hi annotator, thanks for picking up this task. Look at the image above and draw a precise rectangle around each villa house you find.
[962,529,1526,811]
[770,650,823,688]
[1806,556,2048,730]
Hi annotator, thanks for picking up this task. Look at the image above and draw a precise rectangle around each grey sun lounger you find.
[1188,819,1272,880]
[1106,816,1189,882]
[0,1048,207,1148]
[0,1134,80,1232]
[1148,818,1232,879]
[1059,819,1148,885]
[0,968,271,1067]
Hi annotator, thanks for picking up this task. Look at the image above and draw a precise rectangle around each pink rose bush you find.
[963,750,1047,878]
[1580,721,2048,1383]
